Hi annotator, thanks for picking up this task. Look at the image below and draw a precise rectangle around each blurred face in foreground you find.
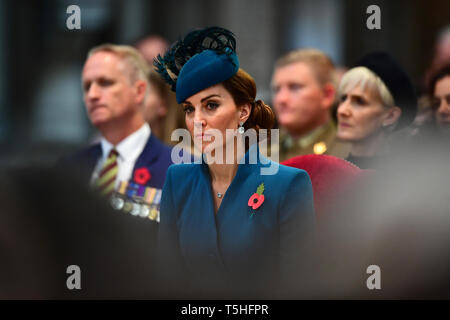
[433,75,450,134]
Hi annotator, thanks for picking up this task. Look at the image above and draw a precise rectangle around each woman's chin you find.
[192,140,211,154]
[337,132,353,142]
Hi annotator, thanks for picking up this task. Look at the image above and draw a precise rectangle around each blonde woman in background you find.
[337,52,417,169]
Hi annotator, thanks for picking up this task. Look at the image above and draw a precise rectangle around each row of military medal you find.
[109,181,161,222]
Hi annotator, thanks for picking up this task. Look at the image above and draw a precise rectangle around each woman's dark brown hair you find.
[222,68,275,138]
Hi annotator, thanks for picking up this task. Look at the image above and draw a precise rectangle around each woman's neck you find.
[208,159,238,214]
[350,131,386,157]
[100,115,145,145]
[207,139,245,185]
[208,162,239,185]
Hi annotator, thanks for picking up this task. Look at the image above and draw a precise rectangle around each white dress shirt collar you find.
[100,123,151,162]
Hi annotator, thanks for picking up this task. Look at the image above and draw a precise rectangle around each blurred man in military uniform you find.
[271,49,350,161]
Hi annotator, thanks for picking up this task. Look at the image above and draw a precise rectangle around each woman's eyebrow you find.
[183,94,222,105]
[200,94,221,103]
[349,93,366,99]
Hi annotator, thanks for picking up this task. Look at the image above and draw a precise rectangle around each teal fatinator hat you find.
[154,27,239,103]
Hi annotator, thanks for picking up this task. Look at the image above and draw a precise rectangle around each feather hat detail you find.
[154,26,239,103]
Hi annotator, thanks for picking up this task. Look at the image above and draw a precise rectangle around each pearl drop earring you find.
[238,121,245,134]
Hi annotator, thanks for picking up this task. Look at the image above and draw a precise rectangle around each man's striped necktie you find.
[96,149,119,196]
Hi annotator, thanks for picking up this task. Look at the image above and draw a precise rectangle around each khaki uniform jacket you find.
[270,120,351,162]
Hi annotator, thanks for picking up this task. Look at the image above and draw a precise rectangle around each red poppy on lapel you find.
[248,193,264,210]
[134,167,151,185]
[248,183,265,211]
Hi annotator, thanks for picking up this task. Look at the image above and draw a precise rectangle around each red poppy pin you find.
[248,183,265,217]
[134,167,151,185]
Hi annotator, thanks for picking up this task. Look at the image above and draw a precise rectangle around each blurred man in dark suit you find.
[61,44,173,222]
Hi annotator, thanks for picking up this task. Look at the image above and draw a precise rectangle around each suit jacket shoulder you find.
[58,134,175,188]
[133,134,173,189]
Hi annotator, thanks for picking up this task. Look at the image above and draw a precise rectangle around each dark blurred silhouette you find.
[0,166,160,299]
[294,136,450,299]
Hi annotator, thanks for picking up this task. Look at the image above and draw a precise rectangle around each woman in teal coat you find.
[155,27,315,298]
